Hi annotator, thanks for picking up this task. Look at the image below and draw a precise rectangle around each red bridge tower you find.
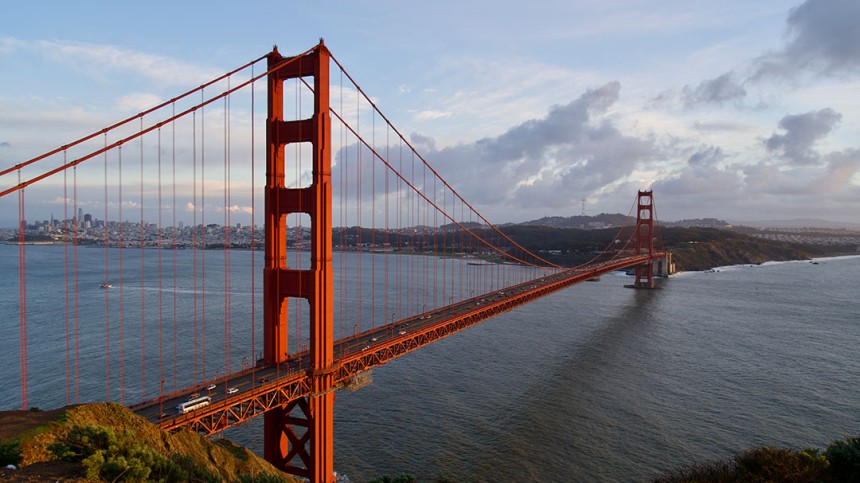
[633,190,655,288]
[264,42,335,482]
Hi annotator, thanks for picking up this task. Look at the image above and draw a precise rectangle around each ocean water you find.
[238,256,860,481]
[1,246,859,481]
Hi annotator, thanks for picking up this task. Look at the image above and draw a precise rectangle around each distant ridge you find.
[518,213,634,229]
[731,218,860,230]
[513,214,859,231]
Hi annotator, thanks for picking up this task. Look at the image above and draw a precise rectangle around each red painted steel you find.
[634,190,655,288]
[149,255,663,436]
[3,39,673,483]
[263,41,335,482]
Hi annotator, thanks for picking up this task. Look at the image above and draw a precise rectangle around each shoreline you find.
[670,253,860,277]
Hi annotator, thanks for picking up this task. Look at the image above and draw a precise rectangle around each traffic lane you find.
[142,363,302,423]
[143,266,638,422]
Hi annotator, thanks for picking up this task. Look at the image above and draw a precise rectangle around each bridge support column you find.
[654,252,673,278]
[633,190,655,289]
[263,394,334,479]
[264,41,335,483]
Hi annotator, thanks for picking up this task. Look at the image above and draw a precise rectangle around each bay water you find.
[1,245,858,481]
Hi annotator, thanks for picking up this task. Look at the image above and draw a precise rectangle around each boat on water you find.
[99,281,113,289]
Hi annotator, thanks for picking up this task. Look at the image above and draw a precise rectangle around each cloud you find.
[414,109,452,121]
[0,141,10,148]
[687,146,727,167]
[765,108,841,165]
[810,148,860,193]
[115,93,163,112]
[30,39,218,86]
[410,133,436,152]
[752,0,860,79]
[682,72,746,107]
[692,121,750,133]
[653,133,860,222]
[226,205,253,214]
[675,0,859,110]
[418,81,656,218]
[0,36,24,55]
[328,81,658,223]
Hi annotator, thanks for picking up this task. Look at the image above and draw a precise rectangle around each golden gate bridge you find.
[1,41,670,482]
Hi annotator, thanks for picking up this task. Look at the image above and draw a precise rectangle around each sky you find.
[1,0,859,227]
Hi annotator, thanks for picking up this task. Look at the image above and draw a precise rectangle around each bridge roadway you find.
[130,253,659,434]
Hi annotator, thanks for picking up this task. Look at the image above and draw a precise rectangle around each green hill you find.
[0,403,298,482]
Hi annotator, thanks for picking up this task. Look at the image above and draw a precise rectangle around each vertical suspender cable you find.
[224,84,231,375]
[118,146,124,403]
[192,111,198,385]
[433,175,437,309]
[423,163,428,313]
[73,164,80,403]
[172,103,178,392]
[355,86,361,333]
[158,126,164,402]
[396,140,402,320]
[442,186,446,306]
[371,109,375,328]
[17,171,28,410]
[103,136,110,401]
[140,118,146,399]
[408,151,413,317]
[340,69,347,341]
[201,90,207,379]
[384,125,389,329]
[459,202,464,301]
[63,165,70,405]
[250,66,256,380]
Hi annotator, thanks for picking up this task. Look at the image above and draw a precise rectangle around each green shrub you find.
[653,459,739,482]
[47,424,193,482]
[216,438,250,462]
[734,447,828,482]
[0,439,23,467]
[48,425,116,461]
[170,453,222,482]
[825,435,860,482]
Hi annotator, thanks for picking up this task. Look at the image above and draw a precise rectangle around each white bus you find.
[176,396,212,414]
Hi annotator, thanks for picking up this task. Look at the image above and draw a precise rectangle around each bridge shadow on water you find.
[466,284,669,482]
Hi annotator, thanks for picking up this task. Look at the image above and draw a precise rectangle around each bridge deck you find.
[130,254,661,434]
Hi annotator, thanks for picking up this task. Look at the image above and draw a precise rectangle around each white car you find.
[206,384,216,390]
[227,387,239,395]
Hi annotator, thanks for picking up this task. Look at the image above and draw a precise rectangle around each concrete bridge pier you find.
[654,252,674,278]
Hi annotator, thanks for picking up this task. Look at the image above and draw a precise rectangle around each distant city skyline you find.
[1,0,859,227]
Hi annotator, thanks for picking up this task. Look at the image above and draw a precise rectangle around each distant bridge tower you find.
[264,41,335,482]
[633,190,655,288]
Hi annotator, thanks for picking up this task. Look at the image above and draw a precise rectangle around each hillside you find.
[496,225,847,271]
[657,227,837,272]
[0,403,298,482]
